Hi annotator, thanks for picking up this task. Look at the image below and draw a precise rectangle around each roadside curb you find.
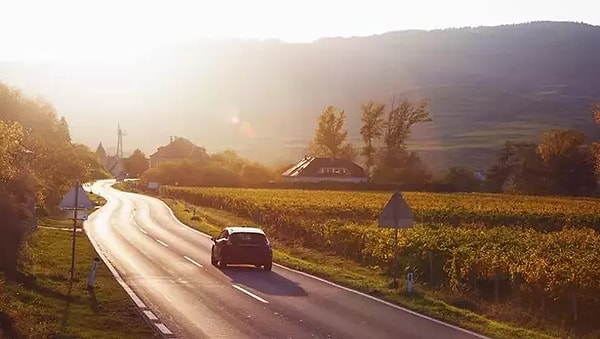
[83,188,177,339]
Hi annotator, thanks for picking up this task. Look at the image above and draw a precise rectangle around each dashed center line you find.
[155,323,173,335]
[184,256,203,268]
[143,310,158,321]
[155,239,169,247]
[138,228,147,234]
[232,284,269,304]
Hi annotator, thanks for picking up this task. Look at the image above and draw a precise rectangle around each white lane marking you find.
[232,284,269,304]
[184,256,203,268]
[115,184,486,338]
[272,262,488,339]
[82,222,147,309]
[156,197,487,338]
[159,199,212,238]
[143,310,158,321]
[155,239,169,247]
[155,323,173,335]
[138,228,147,234]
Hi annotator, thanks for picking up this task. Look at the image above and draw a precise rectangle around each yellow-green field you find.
[161,185,600,337]
[162,187,600,230]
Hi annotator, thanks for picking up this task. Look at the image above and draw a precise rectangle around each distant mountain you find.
[1,21,599,172]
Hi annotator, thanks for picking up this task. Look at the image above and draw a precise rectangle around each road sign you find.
[378,191,413,228]
[64,210,89,220]
[59,184,95,210]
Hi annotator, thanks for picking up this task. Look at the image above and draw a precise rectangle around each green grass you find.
[87,192,107,207]
[0,221,154,338]
[168,199,556,339]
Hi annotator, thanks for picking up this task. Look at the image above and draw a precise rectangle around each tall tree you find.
[124,149,149,178]
[360,101,386,175]
[537,129,596,196]
[383,98,431,155]
[308,105,353,158]
[373,98,432,185]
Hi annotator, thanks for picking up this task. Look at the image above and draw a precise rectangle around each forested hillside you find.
[0,82,105,274]
[1,21,599,170]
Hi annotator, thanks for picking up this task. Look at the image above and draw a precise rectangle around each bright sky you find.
[0,0,598,62]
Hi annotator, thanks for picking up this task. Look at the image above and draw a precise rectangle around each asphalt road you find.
[84,180,485,339]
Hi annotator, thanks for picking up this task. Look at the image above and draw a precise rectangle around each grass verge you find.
[165,198,555,339]
[0,217,154,338]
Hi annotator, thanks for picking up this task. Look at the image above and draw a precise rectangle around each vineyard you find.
[161,186,600,329]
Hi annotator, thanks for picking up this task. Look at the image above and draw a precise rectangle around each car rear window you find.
[230,232,267,245]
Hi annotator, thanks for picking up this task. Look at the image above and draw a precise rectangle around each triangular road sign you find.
[59,184,95,210]
[378,191,413,228]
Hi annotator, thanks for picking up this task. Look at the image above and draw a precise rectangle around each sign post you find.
[378,191,413,288]
[59,181,95,282]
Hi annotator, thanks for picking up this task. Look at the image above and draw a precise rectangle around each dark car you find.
[210,226,273,271]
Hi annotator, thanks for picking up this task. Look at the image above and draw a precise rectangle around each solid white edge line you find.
[232,284,269,304]
[272,262,488,338]
[183,256,203,268]
[155,323,174,335]
[138,227,148,234]
[155,239,169,247]
[83,223,147,309]
[88,181,177,338]
[116,182,487,339]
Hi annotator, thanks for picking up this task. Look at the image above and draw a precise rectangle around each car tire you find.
[211,247,218,266]
[218,257,227,269]
[263,261,272,271]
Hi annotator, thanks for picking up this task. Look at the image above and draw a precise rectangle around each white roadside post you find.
[88,258,100,287]
[378,191,414,289]
[407,272,414,294]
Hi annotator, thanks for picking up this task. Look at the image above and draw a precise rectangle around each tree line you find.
[308,98,432,185]
[0,82,107,275]
[123,141,276,188]
[124,98,600,197]
[307,98,600,196]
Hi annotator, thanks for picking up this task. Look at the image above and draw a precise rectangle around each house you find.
[280,156,368,183]
[149,136,208,168]
[96,142,126,180]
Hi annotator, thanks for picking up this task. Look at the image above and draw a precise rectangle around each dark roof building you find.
[149,137,208,168]
[281,156,368,183]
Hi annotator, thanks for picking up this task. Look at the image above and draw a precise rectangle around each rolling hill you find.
[1,21,599,172]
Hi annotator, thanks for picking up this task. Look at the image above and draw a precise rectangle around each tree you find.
[537,130,596,196]
[374,97,432,184]
[383,98,431,154]
[360,101,386,175]
[0,121,24,181]
[124,149,149,178]
[308,105,353,159]
[440,167,481,192]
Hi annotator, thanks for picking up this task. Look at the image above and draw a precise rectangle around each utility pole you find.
[116,124,124,159]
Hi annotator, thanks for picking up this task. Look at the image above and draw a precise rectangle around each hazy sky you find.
[0,0,598,62]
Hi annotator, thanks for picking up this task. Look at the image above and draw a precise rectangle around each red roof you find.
[150,138,207,160]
